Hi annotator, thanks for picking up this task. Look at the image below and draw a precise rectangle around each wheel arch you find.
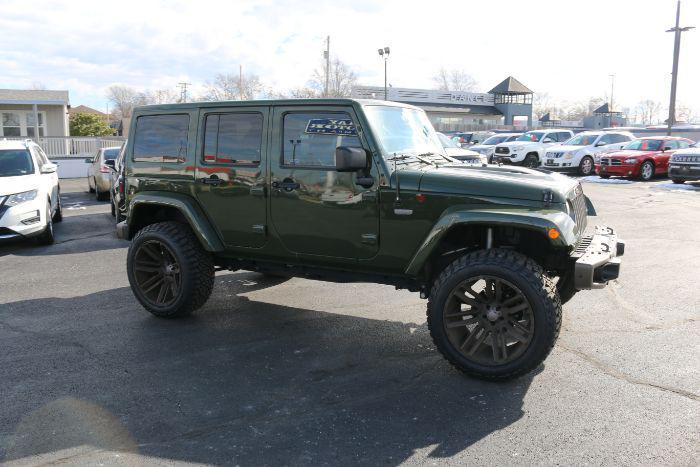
[126,192,224,252]
[404,207,576,280]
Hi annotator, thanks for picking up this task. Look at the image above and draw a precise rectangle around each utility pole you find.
[666,0,694,135]
[178,82,191,103]
[377,46,390,100]
[239,64,243,100]
[324,36,330,98]
[609,74,615,127]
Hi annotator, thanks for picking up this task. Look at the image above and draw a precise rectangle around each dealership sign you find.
[352,86,495,106]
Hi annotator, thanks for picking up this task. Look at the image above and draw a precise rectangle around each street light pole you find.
[324,36,330,98]
[378,46,390,100]
[666,0,694,135]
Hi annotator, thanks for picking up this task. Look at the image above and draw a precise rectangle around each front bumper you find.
[596,163,638,177]
[571,225,625,290]
[668,164,700,181]
[0,199,47,240]
[493,155,524,165]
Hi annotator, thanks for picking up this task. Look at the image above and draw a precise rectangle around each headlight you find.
[594,153,601,163]
[564,152,575,159]
[4,190,38,207]
[514,145,526,151]
[624,158,637,164]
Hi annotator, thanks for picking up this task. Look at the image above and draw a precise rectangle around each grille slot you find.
[601,158,621,166]
[570,188,588,235]
[495,147,510,155]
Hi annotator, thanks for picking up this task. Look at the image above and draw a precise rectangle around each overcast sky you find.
[1,0,698,116]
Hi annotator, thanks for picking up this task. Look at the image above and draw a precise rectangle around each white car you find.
[0,139,62,245]
[470,133,523,163]
[437,132,487,164]
[543,131,635,176]
[492,129,574,168]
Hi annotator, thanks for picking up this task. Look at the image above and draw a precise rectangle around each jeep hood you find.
[417,164,577,202]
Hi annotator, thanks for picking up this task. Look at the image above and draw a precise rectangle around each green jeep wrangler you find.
[116,99,624,380]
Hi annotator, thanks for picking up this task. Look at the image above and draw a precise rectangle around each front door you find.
[194,107,269,248]
[269,106,380,260]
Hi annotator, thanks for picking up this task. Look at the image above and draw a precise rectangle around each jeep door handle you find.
[272,180,300,191]
[199,176,223,186]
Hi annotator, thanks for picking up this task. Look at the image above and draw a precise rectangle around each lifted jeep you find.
[116,99,624,380]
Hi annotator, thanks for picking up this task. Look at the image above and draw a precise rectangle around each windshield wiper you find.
[387,153,434,167]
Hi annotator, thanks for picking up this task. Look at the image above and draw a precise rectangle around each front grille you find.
[570,186,588,235]
[548,152,564,158]
[495,146,510,155]
[600,158,622,166]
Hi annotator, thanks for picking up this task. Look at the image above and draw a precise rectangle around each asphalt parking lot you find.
[1,177,699,466]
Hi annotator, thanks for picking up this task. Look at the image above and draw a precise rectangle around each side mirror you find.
[104,159,116,170]
[543,138,554,144]
[663,146,672,151]
[335,146,368,172]
[41,163,58,174]
[595,141,607,147]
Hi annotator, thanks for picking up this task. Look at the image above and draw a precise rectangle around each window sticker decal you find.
[304,118,357,136]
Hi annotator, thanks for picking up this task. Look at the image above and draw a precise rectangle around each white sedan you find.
[543,131,634,176]
[0,139,62,244]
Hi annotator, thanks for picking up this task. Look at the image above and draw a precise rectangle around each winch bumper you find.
[572,225,625,290]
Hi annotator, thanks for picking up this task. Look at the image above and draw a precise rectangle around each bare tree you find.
[309,58,357,97]
[145,89,180,105]
[533,92,556,119]
[203,72,265,101]
[432,68,478,92]
[676,102,697,123]
[107,85,148,119]
[635,100,664,125]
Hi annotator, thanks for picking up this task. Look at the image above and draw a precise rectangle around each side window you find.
[598,134,613,145]
[282,112,361,167]
[677,140,690,149]
[30,147,44,170]
[133,114,189,163]
[203,113,263,164]
[558,132,572,142]
[664,140,679,150]
[544,132,558,142]
[35,147,50,167]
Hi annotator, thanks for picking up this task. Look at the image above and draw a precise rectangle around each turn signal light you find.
[415,193,426,203]
[548,228,560,240]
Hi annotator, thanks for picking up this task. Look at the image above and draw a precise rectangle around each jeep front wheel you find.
[127,221,215,318]
[427,249,561,380]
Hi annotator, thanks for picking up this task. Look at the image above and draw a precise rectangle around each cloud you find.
[0,0,698,116]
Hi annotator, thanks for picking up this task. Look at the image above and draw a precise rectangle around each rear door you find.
[268,105,380,261]
[658,139,679,172]
[193,106,269,248]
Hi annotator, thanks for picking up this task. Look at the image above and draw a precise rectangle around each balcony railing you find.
[3,136,126,158]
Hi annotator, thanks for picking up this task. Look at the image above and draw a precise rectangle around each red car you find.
[595,136,695,181]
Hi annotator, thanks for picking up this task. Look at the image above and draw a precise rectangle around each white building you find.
[0,89,70,138]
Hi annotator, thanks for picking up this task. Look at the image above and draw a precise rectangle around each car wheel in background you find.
[36,202,55,245]
[96,186,108,201]
[88,178,95,193]
[599,174,610,179]
[639,161,655,181]
[579,156,594,176]
[672,179,685,184]
[52,192,63,223]
[524,154,539,168]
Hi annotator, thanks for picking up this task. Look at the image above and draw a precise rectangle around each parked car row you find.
[595,136,695,181]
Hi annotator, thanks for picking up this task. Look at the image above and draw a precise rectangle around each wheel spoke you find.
[506,320,531,342]
[446,316,480,328]
[465,329,489,356]
[141,244,162,262]
[156,281,168,304]
[444,310,478,319]
[504,302,529,315]
[139,272,163,290]
[493,280,503,301]
[142,276,165,295]
[453,289,482,307]
[459,324,484,350]
[135,263,161,273]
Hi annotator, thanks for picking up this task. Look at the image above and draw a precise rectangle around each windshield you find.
[0,149,35,177]
[565,133,601,146]
[436,132,461,149]
[481,135,511,145]
[364,105,443,157]
[623,139,662,151]
[103,147,120,160]
[516,131,545,142]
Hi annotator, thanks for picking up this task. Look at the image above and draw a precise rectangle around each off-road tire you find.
[556,272,577,305]
[427,249,562,380]
[52,192,63,223]
[36,202,55,245]
[672,178,684,185]
[639,161,655,181]
[523,153,539,169]
[579,156,595,176]
[127,221,215,318]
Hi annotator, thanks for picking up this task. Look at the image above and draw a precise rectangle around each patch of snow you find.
[655,183,700,192]
[580,176,634,185]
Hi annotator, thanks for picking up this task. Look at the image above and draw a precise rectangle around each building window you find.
[133,114,189,163]
[1,111,47,137]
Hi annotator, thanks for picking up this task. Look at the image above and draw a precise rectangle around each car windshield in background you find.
[623,140,662,151]
[104,148,121,160]
[0,149,34,177]
[481,135,510,145]
[516,132,544,142]
[437,132,461,149]
[364,105,443,157]
[566,134,601,146]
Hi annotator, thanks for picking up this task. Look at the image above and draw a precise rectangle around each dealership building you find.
[352,76,534,132]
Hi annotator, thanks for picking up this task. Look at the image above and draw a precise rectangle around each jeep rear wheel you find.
[427,249,561,380]
[127,221,214,318]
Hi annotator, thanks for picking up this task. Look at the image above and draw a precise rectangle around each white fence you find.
[4,136,126,158]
